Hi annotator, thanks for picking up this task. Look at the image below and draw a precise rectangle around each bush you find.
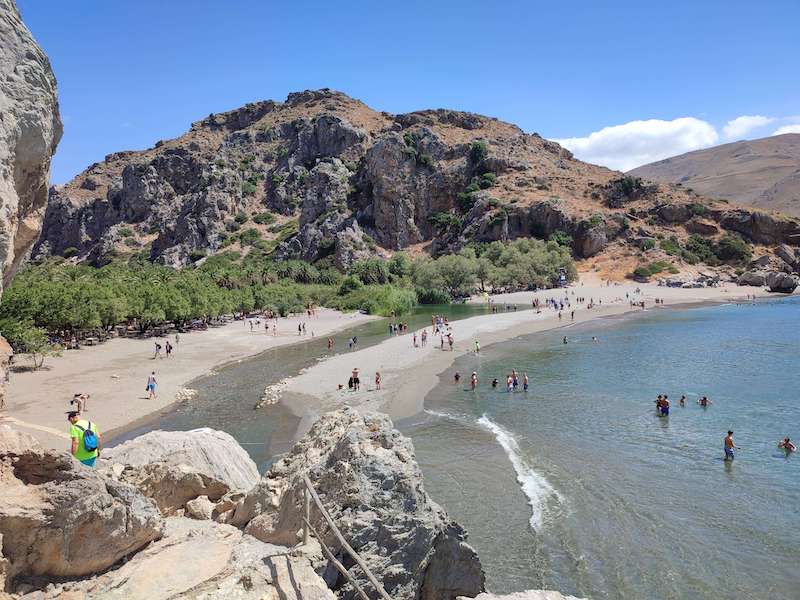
[416,287,451,304]
[588,214,603,227]
[118,227,134,237]
[428,212,462,232]
[479,173,496,189]
[457,192,477,212]
[63,247,79,258]
[548,230,573,248]
[252,212,276,225]
[238,228,261,246]
[470,141,488,164]
[689,203,708,216]
[641,239,656,251]
[715,234,752,263]
[350,258,390,285]
[660,237,681,256]
[338,275,363,294]
[241,181,257,196]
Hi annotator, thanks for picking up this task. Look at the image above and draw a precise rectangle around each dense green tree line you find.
[0,239,575,360]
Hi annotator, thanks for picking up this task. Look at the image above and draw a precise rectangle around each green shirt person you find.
[67,411,101,467]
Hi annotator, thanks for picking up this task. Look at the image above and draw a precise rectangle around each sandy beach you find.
[276,278,777,431]
[0,308,377,449]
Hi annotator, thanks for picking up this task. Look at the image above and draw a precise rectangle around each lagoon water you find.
[401,298,800,599]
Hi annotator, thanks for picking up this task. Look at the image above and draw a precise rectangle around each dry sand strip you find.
[2,308,377,450]
[277,280,775,431]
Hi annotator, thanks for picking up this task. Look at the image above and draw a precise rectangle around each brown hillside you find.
[630,134,800,218]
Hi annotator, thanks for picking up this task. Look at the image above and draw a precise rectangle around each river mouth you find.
[402,297,800,599]
[111,302,510,470]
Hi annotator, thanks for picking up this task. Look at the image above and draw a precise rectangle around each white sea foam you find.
[476,414,562,531]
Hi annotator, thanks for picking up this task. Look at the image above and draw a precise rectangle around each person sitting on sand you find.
[778,437,796,453]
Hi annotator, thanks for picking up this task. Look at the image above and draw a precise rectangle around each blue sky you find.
[18,0,800,182]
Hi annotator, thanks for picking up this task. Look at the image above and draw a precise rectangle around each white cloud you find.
[553,117,719,172]
[722,115,774,139]
[772,124,800,136]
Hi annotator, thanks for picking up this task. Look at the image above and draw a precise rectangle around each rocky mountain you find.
[629,134,800,218]
[33,90,800,275]
[0,0,62,406]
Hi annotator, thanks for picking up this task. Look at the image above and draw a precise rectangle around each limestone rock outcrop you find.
[0,426,163,589]
[234,408,485,600]
[26,517,336,600]
[0,0,62,288]
[100,428,260,515]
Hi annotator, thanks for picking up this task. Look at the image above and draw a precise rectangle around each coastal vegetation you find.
[0,239,574,351]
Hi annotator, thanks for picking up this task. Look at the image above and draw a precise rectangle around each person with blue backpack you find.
[67,411,101,467]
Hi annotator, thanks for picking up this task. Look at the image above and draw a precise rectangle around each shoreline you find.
[0,308,379,449]
[274,280,780,439]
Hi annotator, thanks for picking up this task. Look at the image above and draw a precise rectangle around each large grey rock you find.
[0,426,163,588]
[31,517,335,600]
[737,270,767,287]
[765,271,798,293]
[0,0,62,289]
[775,243,798,270]
[235,408,485,600]
[100,428,260,515]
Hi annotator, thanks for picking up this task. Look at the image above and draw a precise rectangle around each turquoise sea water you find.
[401,298,800,600]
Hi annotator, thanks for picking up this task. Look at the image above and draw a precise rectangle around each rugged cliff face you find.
[33,89,799,271]
[0,0,62,407]
[0,0,62,288]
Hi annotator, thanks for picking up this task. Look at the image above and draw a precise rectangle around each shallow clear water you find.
[114,303,505,470]
[401,298,800,600]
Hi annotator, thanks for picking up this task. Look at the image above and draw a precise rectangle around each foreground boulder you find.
[0,426,163,589]
[29,517,335,600]
[737,270,767,287]
[234,408,485,600]
[100,428,260,516]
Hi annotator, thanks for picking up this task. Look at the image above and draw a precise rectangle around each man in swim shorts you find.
[660,395,670,416]
[724,430,737,461]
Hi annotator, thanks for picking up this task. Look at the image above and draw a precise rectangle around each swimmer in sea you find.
[491,378,499,389]
[679,395,686,407]
[778,437,796,453]
[724,430,737,461]
[563,336,568,344]
[698,396,712,407]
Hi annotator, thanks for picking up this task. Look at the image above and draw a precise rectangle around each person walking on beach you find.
[154,342,162,359]
[146,371,157,400]
[375,371,381,390]
[165,340,172,358]
[67,411,100,467]
[448,334,454,351]
[175,333,180,347]
[413,332,418,347]
[724,430,738,461]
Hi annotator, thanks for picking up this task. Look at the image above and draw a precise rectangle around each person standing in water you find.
[454,372,461,385]
[474,340,480,354]
[470,372,478,390]
[778,437,796,453]
[523,373,529,392]
[375,371,381,390]
[724,430,737,461]
[679,395,686,407]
